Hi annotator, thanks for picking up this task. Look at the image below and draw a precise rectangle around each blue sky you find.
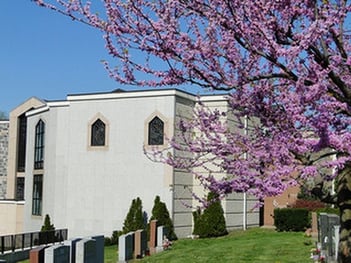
[1,1,203,115]
[1,1,121,114]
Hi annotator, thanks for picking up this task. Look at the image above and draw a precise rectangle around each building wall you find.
[0,200,24,235]
[24,92,182,238]
[264,186,300,226]
[0,121,9,199]
[17,89,262,239]
[172,96,196,237]
[6,97,45,200]
[172,95,260,235]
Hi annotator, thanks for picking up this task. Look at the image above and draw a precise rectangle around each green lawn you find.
[20,228,314,263]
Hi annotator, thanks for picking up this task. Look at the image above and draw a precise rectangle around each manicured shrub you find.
[104,237,112,246]
[193,192,228,238]
[105,230,123,246]
[41,214,55,231]
[150,196,177,240]
[274,208,310,232]
[40,214,56,244]
[123,197,146,234]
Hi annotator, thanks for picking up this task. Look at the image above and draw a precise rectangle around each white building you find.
[2,89,259,238]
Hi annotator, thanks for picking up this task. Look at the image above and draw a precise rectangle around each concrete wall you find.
[24,91,181,238]
[0,200,24,235]
[20,89,260,239]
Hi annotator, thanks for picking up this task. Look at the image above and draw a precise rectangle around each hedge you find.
[274,208,310,232]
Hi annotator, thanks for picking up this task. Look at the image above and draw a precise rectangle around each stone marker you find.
[326,214,339,260]
[156,226,168,253]
[91,235,104,263]
[149,220,158,255]
[333,225,340,262]
[319,213,328,250]
[44,244,70,263]
[118,232,134,262]
[76,238,96,263]
[157,226,168,248]
[311,212,318,237]
[134,230,147,259]
[64,238,82,263]
[29,246,47,263]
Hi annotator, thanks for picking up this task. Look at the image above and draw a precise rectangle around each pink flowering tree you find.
[35,0,351,260]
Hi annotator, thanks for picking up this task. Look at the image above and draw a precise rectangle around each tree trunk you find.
[337,162,351,263]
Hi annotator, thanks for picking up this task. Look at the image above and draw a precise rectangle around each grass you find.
[19,228,314,263]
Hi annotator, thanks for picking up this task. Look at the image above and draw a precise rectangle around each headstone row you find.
[29,235,104,263]
[118,220,170,262]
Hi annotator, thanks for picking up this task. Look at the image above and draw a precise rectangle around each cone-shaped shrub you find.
[41,214,55,231]
[123,197,146,233]
[193,192,228,238]
[150,195,177,240]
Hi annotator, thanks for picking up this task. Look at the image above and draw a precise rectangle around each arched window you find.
[34,120,45,169]
[148,116,164,145]
[91,119,106,146]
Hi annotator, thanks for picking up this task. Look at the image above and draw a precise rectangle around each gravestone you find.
[118,232,134,262]
[319,213,328,250]
[333,225,340,262]
[64,238,81,263]
[156,226,168,253]
[134,230,147,259]
[326,214,340,260]
[44,244,70,263]
[91,235,104,263]
[29,246,47,263]
[149,220,158,255]
[311,212,318,238]
[76,238,96,263]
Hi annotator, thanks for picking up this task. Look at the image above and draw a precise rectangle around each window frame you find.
[144,112,168,149]
[148,116,165,146]
[87,113,109,150]
[17,113,27,172]
[16,177,25,201]
[32,174,43,216]
[91,118,106,146]
[34,119,45,170]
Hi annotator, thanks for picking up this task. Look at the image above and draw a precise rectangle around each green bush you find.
[105,230,123,246]
[122,197,146,234]
[41,214,55,231]
[104,237,112,246]
[111,230,123,245]
[193,192,228,238]
[40,214,56,244]
[274,208,310,232]
[150,196,177,240]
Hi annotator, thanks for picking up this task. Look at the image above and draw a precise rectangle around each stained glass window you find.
[91,119,106,146]
[148,116,164,145]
